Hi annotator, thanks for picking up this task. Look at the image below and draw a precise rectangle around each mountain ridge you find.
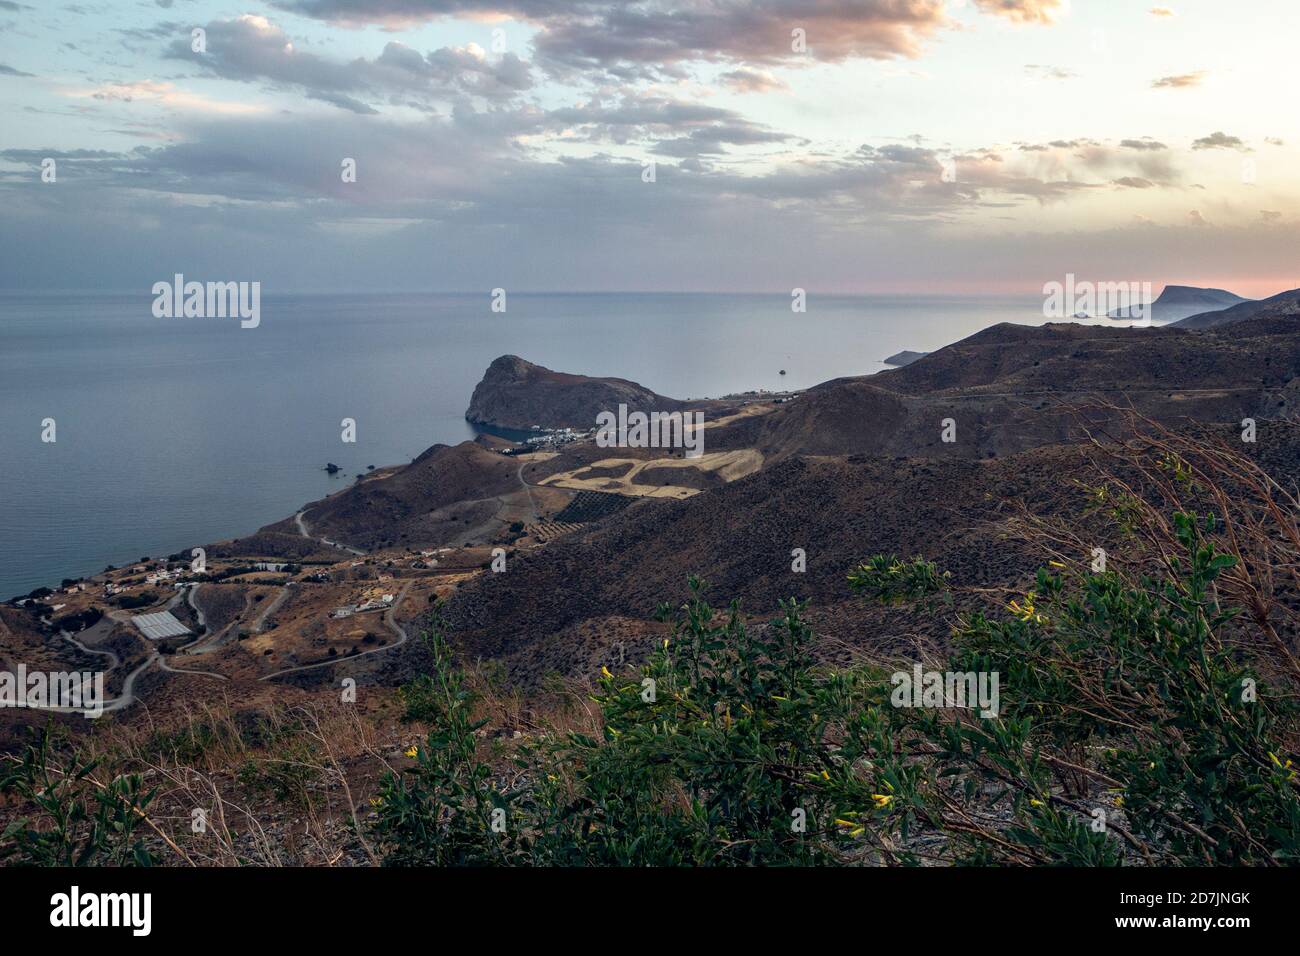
[1172,287,1300,329]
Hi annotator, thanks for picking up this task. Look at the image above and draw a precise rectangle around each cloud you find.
[1188,209,1209,226]
[1192,130,1249,151]
[534,0,953,75]
[0,148,123,161]
[718,68,789,93]
[117,21,186,43]
[306,90,381,115]
[1119,138,1168,151]
[270,0,1074,75]
[1261,210,1282,222]
[971,0,1062,24]
[1010,137,1179,187]
[69,80,268,115]
[1024,64,1075,79]
[3,105,1155,243]
[8,115,1298,296]
[0,62,33,76]
[1149,6,1175,16]
[1017,138,1099,150]
[651,122,790,156]
[1152,71,1205,89]
[547,95,739,127]
[529,92,796,159]
[99,127,177,141]
[166,15,532,113]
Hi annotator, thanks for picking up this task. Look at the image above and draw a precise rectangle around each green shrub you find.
[237,739,321,811]
[0,731,158,867]
[371,512,1300,866]
[374,629,512,865]
[848,554,949,604]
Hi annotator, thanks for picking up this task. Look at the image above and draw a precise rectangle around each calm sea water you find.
[0,290,1058,598]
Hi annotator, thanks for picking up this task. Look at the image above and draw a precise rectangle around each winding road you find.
[517,459,540,524]
[260,580,413,681]
[52,627,160,715]
[295,508,366,556]
[251,582,295,634]
[39,586,229,715]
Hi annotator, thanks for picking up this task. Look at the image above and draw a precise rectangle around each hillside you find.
[268,317,1300,561]
[264,441,525,551]
[709,318,1300,460]
[429,422,1300,686]
[465,354,687,430]
[1172,287,1300,329]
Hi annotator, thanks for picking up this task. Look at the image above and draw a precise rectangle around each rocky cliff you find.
[465,354,686,430]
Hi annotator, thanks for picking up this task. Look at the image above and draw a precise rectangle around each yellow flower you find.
[1029,798,1044,807]
[871,794,893,808]
[1049,560,1066,568]
[404,745,418,758]
[820,770,830,781]
[600,665,613,679]
[1008,595,1046,625]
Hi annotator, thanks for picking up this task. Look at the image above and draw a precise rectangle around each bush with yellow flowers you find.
[373,507,1300,866]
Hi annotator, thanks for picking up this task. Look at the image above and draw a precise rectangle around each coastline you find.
[0,291,1181,602]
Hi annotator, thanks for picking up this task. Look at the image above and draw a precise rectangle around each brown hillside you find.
[711,320,1300,460]
[275,441,523,550]
[427,420,1300,687]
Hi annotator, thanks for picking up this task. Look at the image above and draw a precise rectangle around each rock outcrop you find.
[465,355,685,431]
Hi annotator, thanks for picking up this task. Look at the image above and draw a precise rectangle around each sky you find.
[1,0,1298,295]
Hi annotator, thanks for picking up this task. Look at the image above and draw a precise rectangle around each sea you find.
[1,290,1107,598]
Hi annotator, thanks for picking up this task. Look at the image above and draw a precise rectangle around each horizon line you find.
[2,283,1296,299]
